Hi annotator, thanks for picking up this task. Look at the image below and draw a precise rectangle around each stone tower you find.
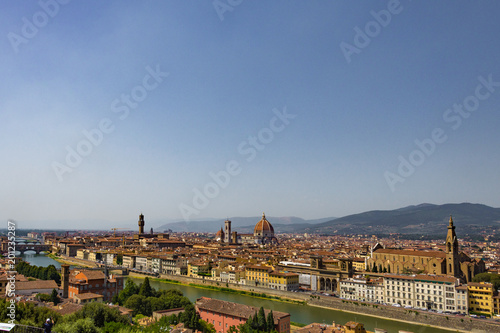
[224,219,231,244]
[138,213,145,234]
[61,264,70,298]
[445,215,460,277]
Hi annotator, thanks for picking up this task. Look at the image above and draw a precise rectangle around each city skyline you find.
[2,1,500,229]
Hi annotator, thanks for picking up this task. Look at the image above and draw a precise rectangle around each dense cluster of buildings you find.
[2,213,500,321]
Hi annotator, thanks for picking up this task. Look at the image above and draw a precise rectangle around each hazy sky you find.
[2,1,500,229]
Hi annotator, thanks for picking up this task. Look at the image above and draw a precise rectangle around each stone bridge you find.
[14,243,51,255]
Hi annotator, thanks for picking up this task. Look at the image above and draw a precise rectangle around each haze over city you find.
[2,1,500,229]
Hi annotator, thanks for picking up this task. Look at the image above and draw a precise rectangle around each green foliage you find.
[239,307,276,333]
[55,317,100,333]
[101,321,130,333]
[179,304,200,329]
[38,293,51,302]
[257,307,266,329]
[199,318,216,333]
[125,295,151,316]
[290,322,306,328]
[472,272,500,290]
[116,254,123,266]
[0,298,61,326]
[62,302,129,328]
[266,310,274,331]
[138,277,156,298]
[50,288,60,305]
[117,279,140,305]
[15,261,60,284]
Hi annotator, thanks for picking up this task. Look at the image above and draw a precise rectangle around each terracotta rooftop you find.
[51,302,83,316]
[196,297,289,324]
[74,292,104,300]
[374,248,446,258]
[16,280,59,290]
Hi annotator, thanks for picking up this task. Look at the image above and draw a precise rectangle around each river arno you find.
[20,253,62,268]
[21,254,460,333]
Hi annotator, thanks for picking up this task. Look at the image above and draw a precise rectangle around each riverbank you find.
[131,272,498,333]
[47,253,97,268]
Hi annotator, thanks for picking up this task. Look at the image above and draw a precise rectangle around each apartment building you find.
[68,270,124,301]
[244,264,272,288]
[384,274,459,311]
[468,282,494,316]
[340,277,384,303]
[455,285,468,314]
[122,254,136,269]
[160,254,188,275]
[268,271,300,291]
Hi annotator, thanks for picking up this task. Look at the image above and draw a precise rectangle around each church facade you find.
[368,216,485,283]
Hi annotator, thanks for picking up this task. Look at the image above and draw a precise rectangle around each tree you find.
[117,278,139,305]
[138,277,155,298]
[199,319,216,333]
[50,288,60,305]
[55,317,100,333]
[125,294,151,316]
[473,272,500,290]
[63,302,129,328]
[373,265,378,273]
[257,307,266,330]
[266,310,274,331]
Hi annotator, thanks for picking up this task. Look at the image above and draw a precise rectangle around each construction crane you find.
[111,227,129,237]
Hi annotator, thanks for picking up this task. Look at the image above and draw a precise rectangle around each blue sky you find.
[1,1,500,229]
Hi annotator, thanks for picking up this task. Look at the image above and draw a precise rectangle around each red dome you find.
[254,213,274,234]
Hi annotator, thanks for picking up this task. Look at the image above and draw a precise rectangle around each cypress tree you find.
[266,310,274,331]
[257,307,266,330]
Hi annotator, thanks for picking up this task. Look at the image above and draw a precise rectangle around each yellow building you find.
[493,295,500,315]
[269,271,299,291]
[468,282,494,316]
[245,264,271,287]
[187,261,211,277]
[352,258,366,272]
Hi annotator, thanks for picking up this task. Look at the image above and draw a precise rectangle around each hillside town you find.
[2,213,500,332]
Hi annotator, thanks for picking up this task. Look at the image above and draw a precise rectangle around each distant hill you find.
[157,216,336,233]
[298,203,500,235]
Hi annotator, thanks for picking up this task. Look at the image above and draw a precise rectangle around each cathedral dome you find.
[216,228,224,241]
[254,213,274,235]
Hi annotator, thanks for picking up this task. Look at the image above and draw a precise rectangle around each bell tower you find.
[445,215,459,277]
[138,213,145,234]
[224,220,231,244]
